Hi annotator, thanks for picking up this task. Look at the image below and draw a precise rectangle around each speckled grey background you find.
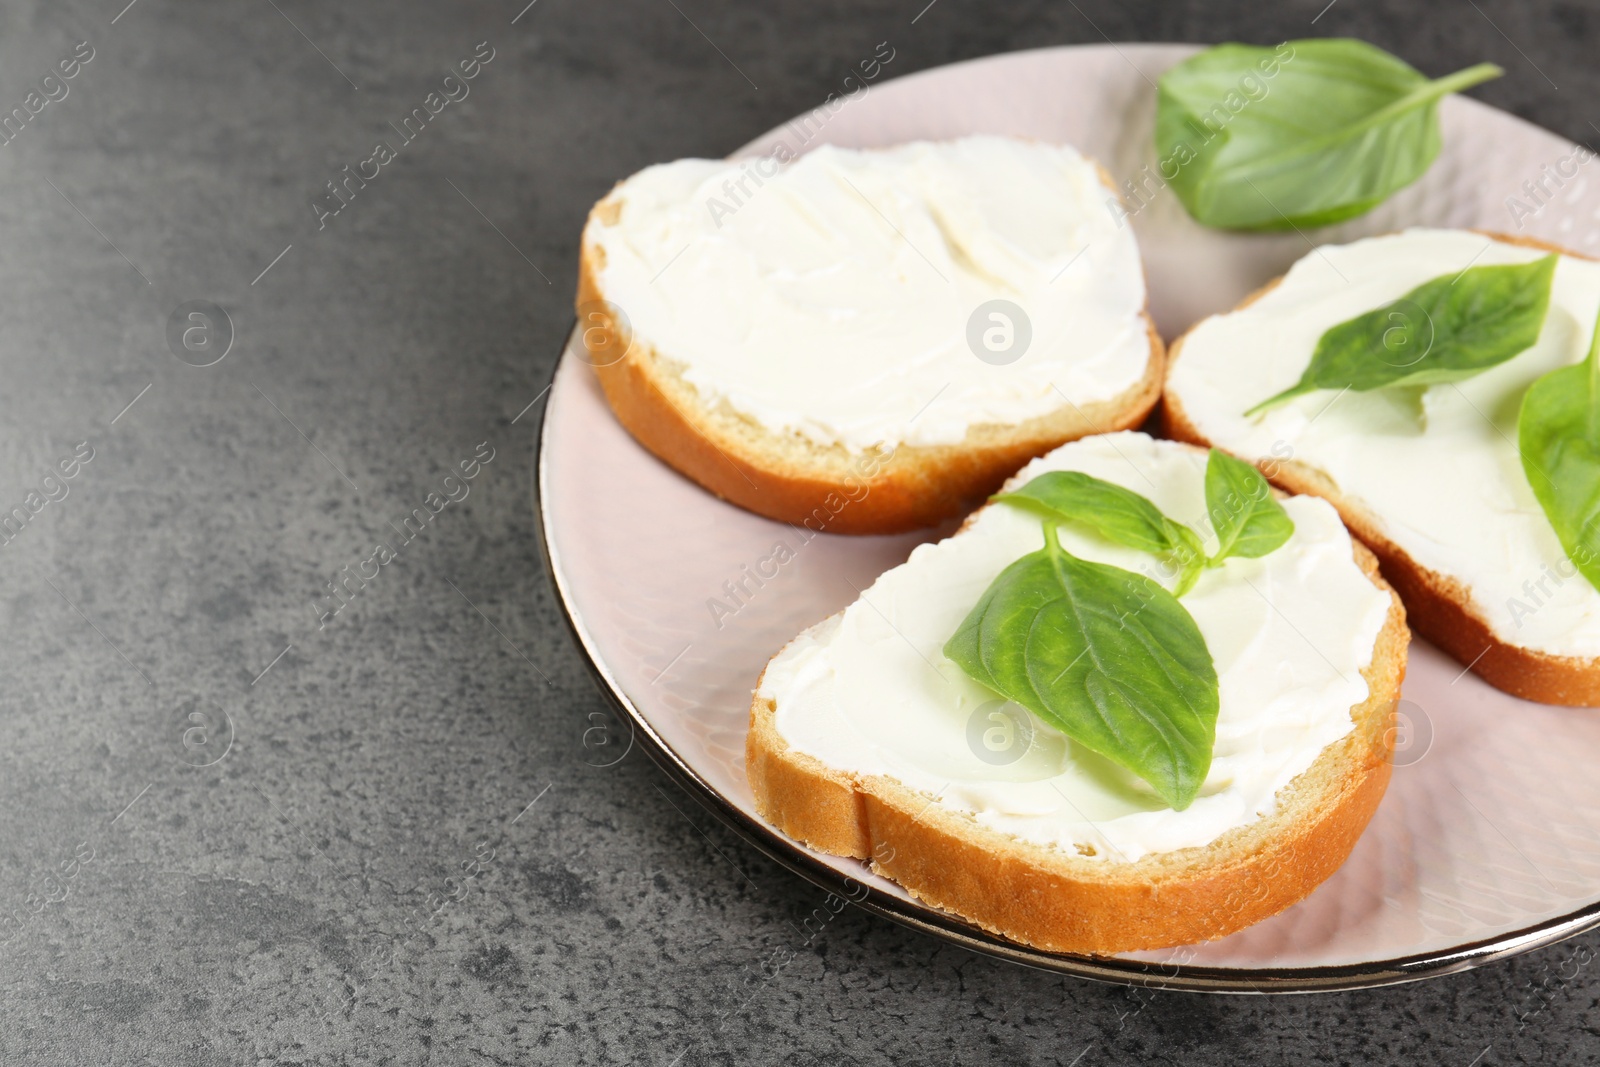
[0,0,1592,1063]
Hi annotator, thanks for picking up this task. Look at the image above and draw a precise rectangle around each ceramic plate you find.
[537,44,1600,991]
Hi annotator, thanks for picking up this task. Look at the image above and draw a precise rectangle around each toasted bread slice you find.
[747,434,1407,954]
[1163,230,1600,706]
[577,139,1164,535]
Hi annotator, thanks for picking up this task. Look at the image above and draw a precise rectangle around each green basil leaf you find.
[995,471,1206,594]
[1520,308,1600,594]
[942,529,1219,810]
[1156,39,1501,231]
[1247,254,1558,415]
[1205,449,1294,564]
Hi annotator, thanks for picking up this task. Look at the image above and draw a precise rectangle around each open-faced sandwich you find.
[747,432,1407,953]
[577,136,1163,534]
[1165,228,1600,705]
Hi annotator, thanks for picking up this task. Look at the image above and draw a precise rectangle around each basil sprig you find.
[1520,306,1600,594]
[1247,255,1558,415]
[1157,39,1501,231]
[943,452,1293,810]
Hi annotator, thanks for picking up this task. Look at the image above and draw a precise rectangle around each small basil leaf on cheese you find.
[943,525,1219,810]
[1247,254,1558,415]
[995,471,1206,594]
[1520,304,1600,595]
[1204,449,1294,564]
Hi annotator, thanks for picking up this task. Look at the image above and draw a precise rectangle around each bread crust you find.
[745,493,1409,956]
[576,162,1165,535]
[1161,231,1600,706]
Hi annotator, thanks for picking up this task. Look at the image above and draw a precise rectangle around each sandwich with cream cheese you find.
[747,432,1407,954]
[1164,228,1600,705]
[577,136,1164,534]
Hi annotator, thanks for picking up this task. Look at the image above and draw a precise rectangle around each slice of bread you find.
[1164,231,1600,706]
[746,434,1407,955]
[577,139,1164,535]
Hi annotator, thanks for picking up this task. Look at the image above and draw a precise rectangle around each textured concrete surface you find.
[0,1,1594,1064]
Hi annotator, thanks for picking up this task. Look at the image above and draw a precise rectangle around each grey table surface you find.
[0,0,1594,1064]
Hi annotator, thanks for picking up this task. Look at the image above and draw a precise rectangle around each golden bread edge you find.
[745,449,1408,955]
[574,160,1166,535]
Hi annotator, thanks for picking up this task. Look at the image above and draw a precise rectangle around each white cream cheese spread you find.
[1167,228,1600,658]
[584,136,1152,451]
[757,432,1390,862]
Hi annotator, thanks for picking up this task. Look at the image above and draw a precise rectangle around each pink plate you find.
[538,44,1600,991]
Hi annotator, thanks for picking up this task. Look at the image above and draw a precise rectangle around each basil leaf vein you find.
[1247,254,1558,415]
[1157,39,1501,231]
[943,526,1218,810]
